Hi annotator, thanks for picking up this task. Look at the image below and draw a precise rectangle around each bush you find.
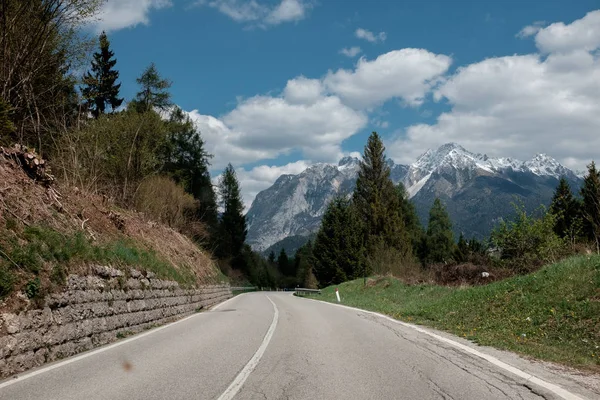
[491,202,566,271]
[134,176,198,230]
[25,277,41,299]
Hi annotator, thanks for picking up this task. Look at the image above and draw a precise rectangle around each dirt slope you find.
[0,147,224,313]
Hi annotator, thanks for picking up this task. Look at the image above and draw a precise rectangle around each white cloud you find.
[88,0,172,32]
[339,46,362,57]
[516,21,545,38]
[533,10,600,53]
[265,0,309,25]
[283,76,323,104]
[355,28,386,43]
[324,49,452,109]
[387,50,600,170]
[185,111,273,169]
[199,0,311,27]
[235,161,311,208]
[223,94,367,161]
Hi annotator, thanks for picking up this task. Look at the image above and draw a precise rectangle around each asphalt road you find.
[1,292,598,400]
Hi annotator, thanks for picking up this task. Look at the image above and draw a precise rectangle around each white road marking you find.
[217,295,279,400]
[301,296,587,400]
[0,293,245,390]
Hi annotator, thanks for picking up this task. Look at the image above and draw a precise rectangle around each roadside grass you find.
[0,224,199,301]
[305,255,600,372]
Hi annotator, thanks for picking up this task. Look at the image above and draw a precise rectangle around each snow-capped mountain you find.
[246,143,583,252]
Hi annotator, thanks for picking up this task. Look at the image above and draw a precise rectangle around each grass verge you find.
[0,224,200,302]
[304,255,600,372]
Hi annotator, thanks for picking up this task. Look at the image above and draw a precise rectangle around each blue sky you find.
[87,0,600,207]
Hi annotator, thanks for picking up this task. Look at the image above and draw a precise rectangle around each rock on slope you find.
[246,143,583,252]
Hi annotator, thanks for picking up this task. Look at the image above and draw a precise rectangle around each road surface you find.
[1,292,598,400]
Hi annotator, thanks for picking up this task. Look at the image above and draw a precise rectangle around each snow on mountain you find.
[402,143,575,198]
[246,143,580,251]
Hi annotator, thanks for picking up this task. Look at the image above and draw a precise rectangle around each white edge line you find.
[298,295,587,400]
[0,292,246,390]
[217,295,279,400]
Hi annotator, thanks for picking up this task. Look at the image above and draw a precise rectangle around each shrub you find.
[491,202,566,271]
[133,175,198,230]
[25,277,41,299]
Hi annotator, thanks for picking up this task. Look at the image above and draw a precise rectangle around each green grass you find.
[0,225,199,300]
[306,255,600,371]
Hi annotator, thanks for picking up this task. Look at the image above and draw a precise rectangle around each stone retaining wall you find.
[0,266,232,378]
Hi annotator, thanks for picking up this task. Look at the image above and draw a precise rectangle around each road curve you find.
[1,292,597,400]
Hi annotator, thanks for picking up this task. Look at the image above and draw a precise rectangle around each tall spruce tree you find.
[396,183,425,257]
[313,197,365,287]
[163,107,217,229]
[549,177,581,239]
[454,233,469,263]
[134,63,172,112]
[425,198,455,263]
[81,31,123,118]
[353,132,411,258]
[277,248,291,276]
[217,164,247,260]
[580,162,600,252]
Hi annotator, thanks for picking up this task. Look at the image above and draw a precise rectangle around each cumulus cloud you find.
[223,94,367,160]
[198,0,311,27]
[387,50,600,170]
[87,0,172,32]
[339,46,362,57]
[283,76,323,104]
[533,10,600,53]
[324,49,452,109]
[355,28,386,43]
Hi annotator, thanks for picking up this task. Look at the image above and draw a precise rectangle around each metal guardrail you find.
[294,288,321,295]
[230,286,258,291]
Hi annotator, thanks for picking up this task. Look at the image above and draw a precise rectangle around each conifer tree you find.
[454,233,469,263]
[549,177,581,239]
[134,63,172,112]
[277,248,290,275]
[396,183,424,256]
[425,198,455,263]
[267,251,276,265]
[81,31,123,118]
[313,197,365,286]
[217,164,247,260]
[353,132,410,258]
[164,107,217,228]
[581,162,600,252]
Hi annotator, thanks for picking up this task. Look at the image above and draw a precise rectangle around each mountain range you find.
[246,143,584,254]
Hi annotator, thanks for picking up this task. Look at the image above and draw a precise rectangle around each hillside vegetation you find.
[307,255,600,371]
[0,150,225,312]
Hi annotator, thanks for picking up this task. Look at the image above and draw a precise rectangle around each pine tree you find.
[81,31,123,118]
[425,198,455,263]
[396,183,424,257]
[581,161,600,252]
[134,63,172,112]
[454,233,468,263]
[353,132,410,258]
[277,248,291,276]
[163,107,217,228]
[549,177,581,238]
[267,251,276,264]
[313,197,365,287]
[217,164,247,260]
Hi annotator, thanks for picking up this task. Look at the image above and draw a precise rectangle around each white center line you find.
[217,295,279,400]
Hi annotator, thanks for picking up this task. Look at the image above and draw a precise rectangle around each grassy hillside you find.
[306,255,600,371]
[0,151,226,313]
